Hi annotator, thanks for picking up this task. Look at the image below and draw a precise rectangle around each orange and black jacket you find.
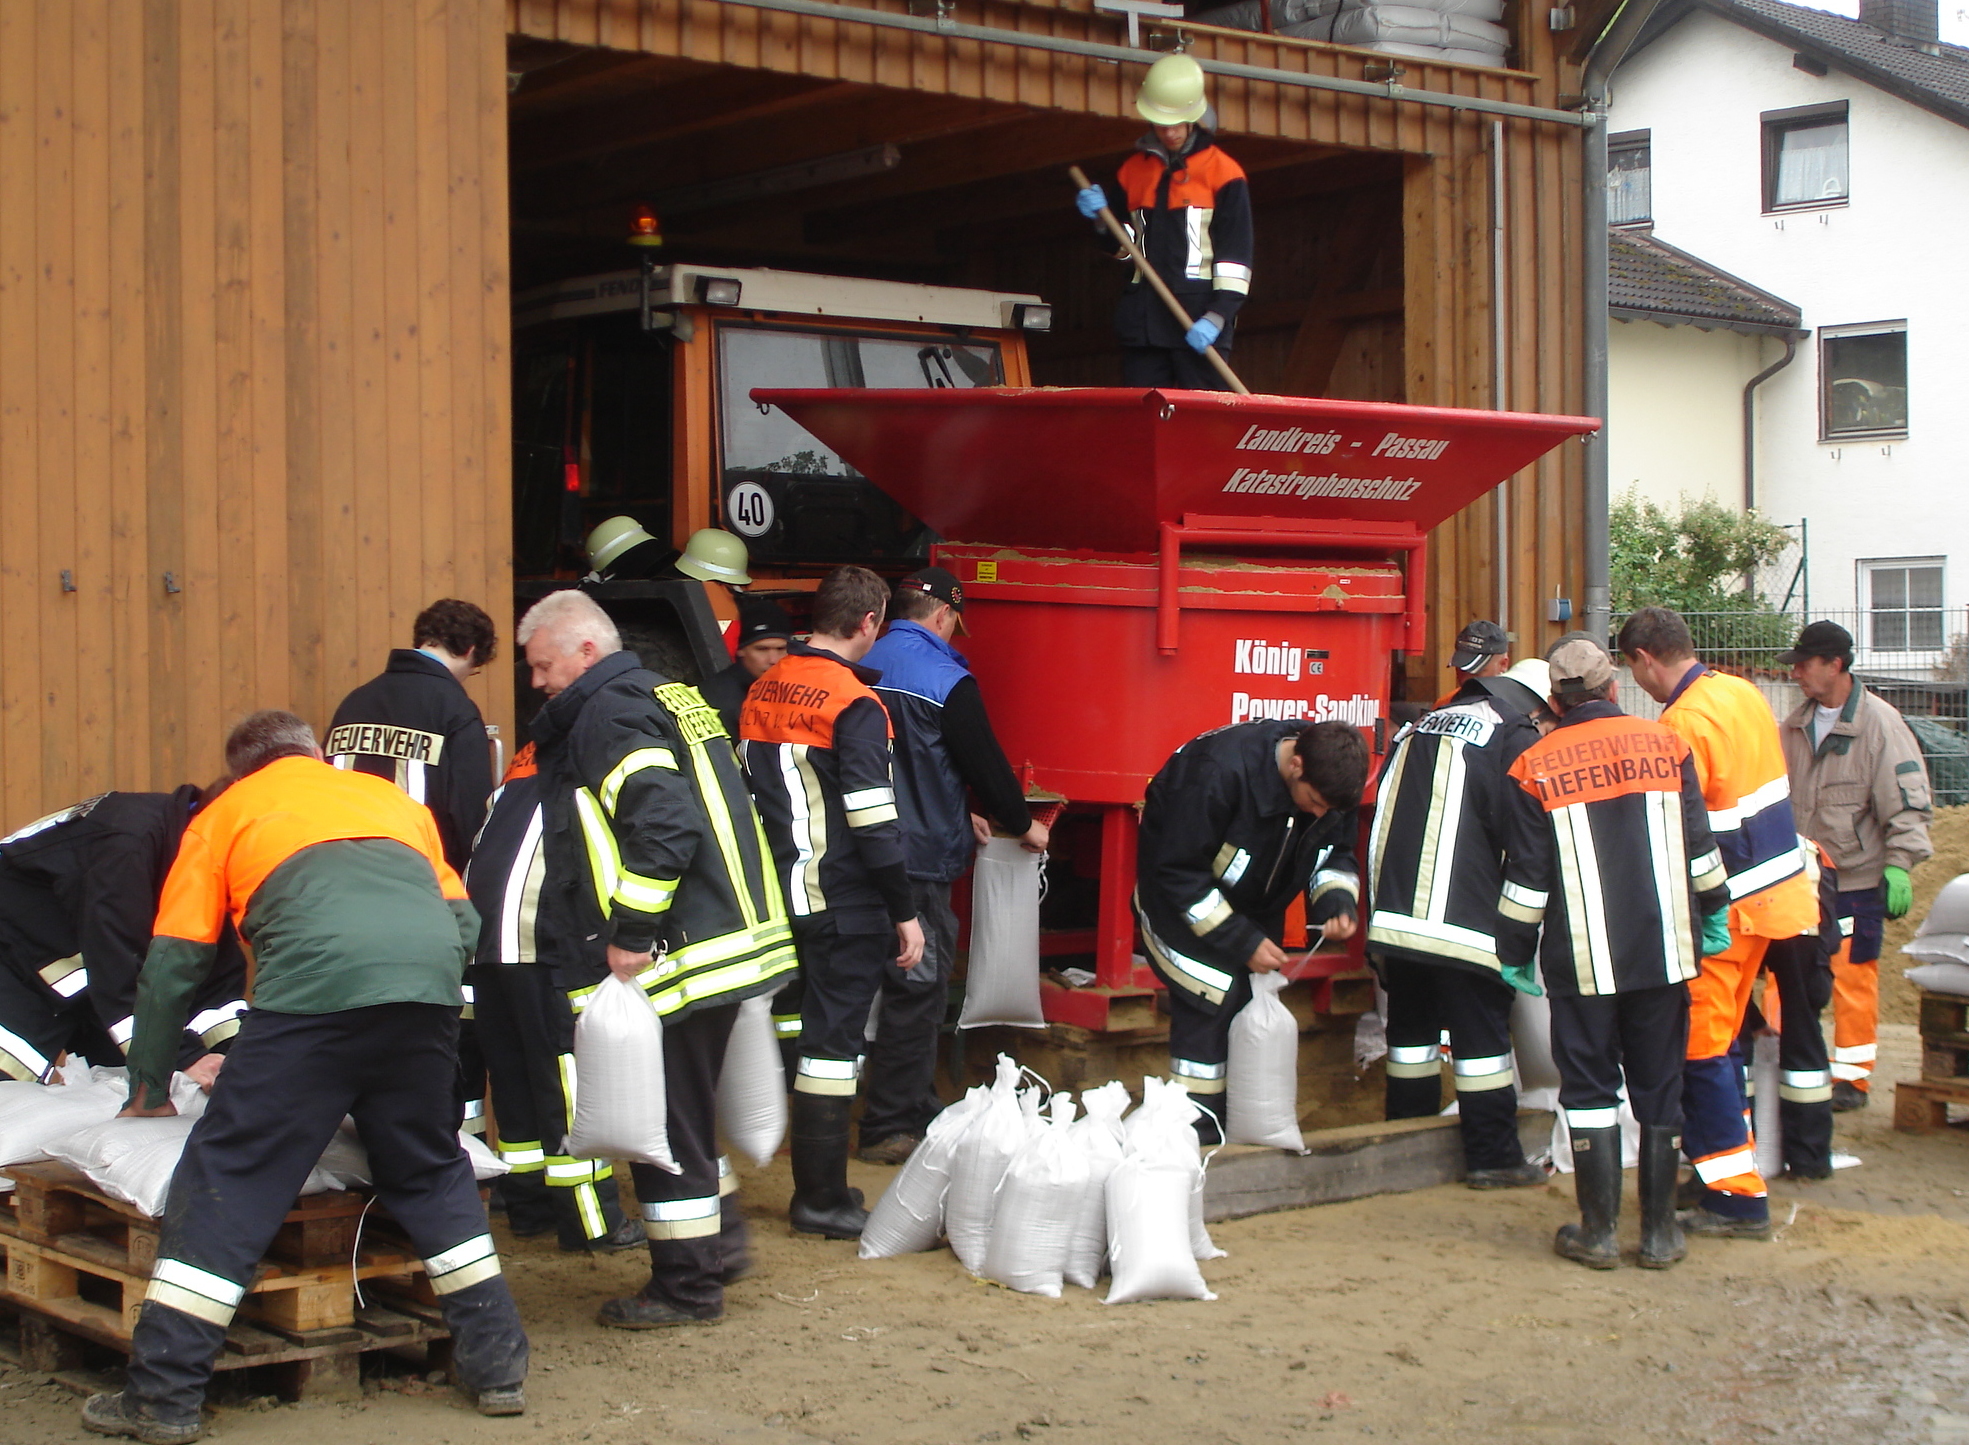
[1096,126,1255,352]
[739,640,913,932]
[126,756,477,1102]
[1498,700,1731,999]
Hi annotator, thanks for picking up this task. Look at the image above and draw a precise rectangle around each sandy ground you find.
[9,1026,1969,1445]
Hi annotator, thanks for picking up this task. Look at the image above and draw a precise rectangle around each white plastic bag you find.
[718,994,789,1168]
[1104,1083,1217,1306]
[981,1094,1088,1298]
[1063,1081,1130,1289]
[460,1130,511,1180]
[959,839,1045,1029]
[860,1087,987,1259]
[945,1056,1026,1272]
[0,1073,128,1167]
[1228,972,1306,1152]
[49,1115,199,1178]
[568,973,679,1172]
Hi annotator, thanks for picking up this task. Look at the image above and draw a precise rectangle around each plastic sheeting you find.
[1228,972,1307,1153]
[568,974,680,1172]
[959,839,1045,1029]
[719,993,789,1168]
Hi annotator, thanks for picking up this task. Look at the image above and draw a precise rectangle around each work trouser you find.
[858,880,958,1148]
[1549,984,1689,1136]
[1684,932,1769,1219]
[629,1000,740,1318]
[791,912,902,1102]
[1831,884,1886,1094]
[457,1002,488,1138]
[0,962,80,1082]
[1381,954,1527,1172]
[1138,907,1248,1143]
[125,1003,528,1425]
[470,962,626,1244]
[1755,934,1835,1176]
[1121,344,1231,392]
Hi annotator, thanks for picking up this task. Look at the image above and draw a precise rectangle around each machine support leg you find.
[1096,805,1139,991]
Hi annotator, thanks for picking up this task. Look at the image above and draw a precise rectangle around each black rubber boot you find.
[81,1393,204,1445]
[1637,1125,1686,1270]
[1553,1125,1622,1269]
[495,1172,558,1238]
[788,1093,868,1239]
[718,1194,755,1283]
[597,1240,725,1328]
[1779,1098,1834,1180]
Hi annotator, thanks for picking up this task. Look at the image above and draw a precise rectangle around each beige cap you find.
[1549,638,1614,694]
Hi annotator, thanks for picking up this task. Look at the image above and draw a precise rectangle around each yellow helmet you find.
[676,527,752,586]
[1136,54,1208,127]
[586,515,659,574]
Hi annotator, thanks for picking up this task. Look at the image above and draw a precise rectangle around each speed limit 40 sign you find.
[726,481,775,539]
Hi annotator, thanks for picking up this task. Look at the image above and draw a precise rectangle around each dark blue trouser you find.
[124,1003,528,1423]
[858,880,959,1146]
[628,999,738,1317]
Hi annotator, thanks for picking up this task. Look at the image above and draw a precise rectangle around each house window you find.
[1820,322,1907,439]
[1763,102,1848,210]
[1864,559,1944,653]
[1608,130,1651,226]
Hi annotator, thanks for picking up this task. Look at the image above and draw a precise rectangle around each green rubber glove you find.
[1884,865,1913,919]
[1501,958,1543,997]
[1700,909,1731,958]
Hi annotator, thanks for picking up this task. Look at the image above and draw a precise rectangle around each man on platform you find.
[1135,719,1367,1141]
[1779,620,1933,1111]
[85,711,527,1442]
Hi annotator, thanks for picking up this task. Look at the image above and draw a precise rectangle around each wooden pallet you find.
[1893,1075,1969,1132]
[0,1162,437,1335]
[1918,989,1969,1050]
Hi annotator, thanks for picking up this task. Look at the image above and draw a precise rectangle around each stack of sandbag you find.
[863,1059,1224,1303]
[1189,0,1508,67]
[0,1069,132,1169]
[1903,874,1969,996]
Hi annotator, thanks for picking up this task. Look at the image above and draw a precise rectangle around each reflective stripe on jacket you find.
[1106,128,1254,351]
[1658,668,1816,939]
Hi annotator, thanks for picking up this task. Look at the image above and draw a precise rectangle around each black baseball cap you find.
[733,597,794,649]
[1777,620,1854,666]
[896,566,968,636]
[1450,619,1509,672]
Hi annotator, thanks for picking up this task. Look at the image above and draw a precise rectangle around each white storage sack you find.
[718,993,789,1168]
[1330,5,1508,49]
[944,1056,1026,1272]
[959,839,1045,1029]
[981,1094,1088,1298]
[860,1087,987,1259]
[1104,1083,1217,1305]
[0,1072,129,1167]
[1063,1081,1130,1290]
[1906,961,1969,995]
[1508,989,1562,1113]
[1228,972,1306,1152]
[568,973,679,1172]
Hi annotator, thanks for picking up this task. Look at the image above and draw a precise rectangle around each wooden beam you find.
[510,73,856,175]
[1279,188,1401,395]
[1202,1112,1554,1221]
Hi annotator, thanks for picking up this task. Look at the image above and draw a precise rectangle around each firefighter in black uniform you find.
[463,744,641,1254]
[700,596,795,738]
[519,589,797,1327]
[0,788,247,1085]
[1136,719,1368,1141]
[1367,672,1550,1188]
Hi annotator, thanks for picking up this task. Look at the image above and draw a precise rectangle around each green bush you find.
[1610,490,1796,615]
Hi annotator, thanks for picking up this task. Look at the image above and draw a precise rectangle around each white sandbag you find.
[1906,961,1969,995]
[1904,934,1969,969]
[718,994,789,1168]
[1331,6,1508,48]
[860,1087,988,1259]
[1103,1108,1216,1307]
[1751,1032,1781,1183]
[1063,1082,1130,1290]
[95,1135,187,1217]
[959,839,1045,1029]
[460,1130,511,1180]
[1916,874,1969,936]
[1508,989,1562,1113]
[1228,972,1306,1153]
[310,1126,372,1189]
[980,1094,1087,1298]
[568,973,679,1172]
[1122,1080,1222,1261]
[1362,39,1508,64]
[48,1115,200,1177]
[945,1056,1026,1273]
[0,1073,128,1167]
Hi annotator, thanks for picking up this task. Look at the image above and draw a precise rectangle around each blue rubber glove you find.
[1884,864,1913,919]
[1700,909,1731,958]
[1184,315,1222,353]
[1075,185,1108,219]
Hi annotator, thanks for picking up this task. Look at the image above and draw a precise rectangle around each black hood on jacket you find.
[529,649,648,751]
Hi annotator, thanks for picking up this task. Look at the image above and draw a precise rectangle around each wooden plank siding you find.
[510,0,1594,692]
[0,0,512,819]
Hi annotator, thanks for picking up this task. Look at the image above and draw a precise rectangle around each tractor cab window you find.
[718,325,1001,568]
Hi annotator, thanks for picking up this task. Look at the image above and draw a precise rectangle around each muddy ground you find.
[9,1022,1969,1445]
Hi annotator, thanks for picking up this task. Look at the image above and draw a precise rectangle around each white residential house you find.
[1605,0,1969,678]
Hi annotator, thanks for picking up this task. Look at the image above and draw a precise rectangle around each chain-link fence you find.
[1611,607,1969,809]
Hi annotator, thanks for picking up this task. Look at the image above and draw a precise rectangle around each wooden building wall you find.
[0,0,513,821]
[510,0,1592,690]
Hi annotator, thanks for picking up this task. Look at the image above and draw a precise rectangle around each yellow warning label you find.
[975,561,998,583]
